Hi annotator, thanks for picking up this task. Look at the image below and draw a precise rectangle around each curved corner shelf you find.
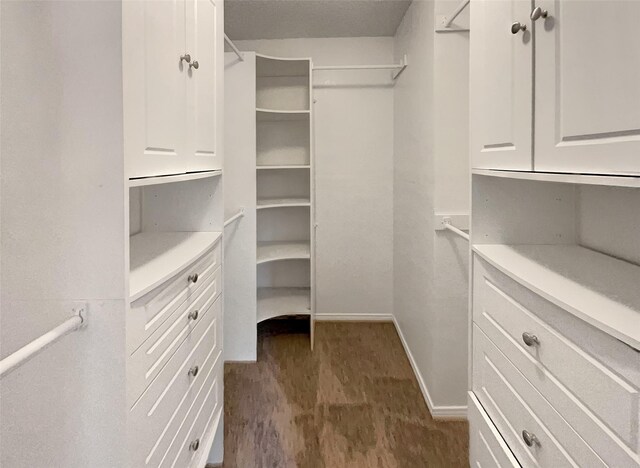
[257,108,310,121]
[257,198,311,210]
[256,54,311,78]
[257,287,311,323]
[257,241,310,264]
[128,170,222,188]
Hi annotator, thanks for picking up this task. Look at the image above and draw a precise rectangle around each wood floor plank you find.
[223,320,468,467]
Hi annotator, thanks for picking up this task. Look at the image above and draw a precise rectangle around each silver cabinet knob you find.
[522,430,540,447]
[188,310,199,321]
[180,54,191,64]
[189,438,200,452]
[530,6,548,21]
[522,332,540,347]
[188,273,199,284]
[188,365,199,377]
[189,60,199,70]
[511,22,527,34]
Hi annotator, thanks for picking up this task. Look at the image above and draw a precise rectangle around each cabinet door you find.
[534,0,640,175]
[185,0,220,172]
[123,0,187,179]
[470,0,533,170]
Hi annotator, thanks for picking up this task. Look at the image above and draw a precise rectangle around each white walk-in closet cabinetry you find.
[469,2,640,466]
[470,0,640,175]
[124,0,221,179]
[125,1,225,466]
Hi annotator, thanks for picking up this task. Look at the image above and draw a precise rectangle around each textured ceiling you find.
[225,0,413,40]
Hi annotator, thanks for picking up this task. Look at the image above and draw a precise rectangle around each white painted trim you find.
[314,313,393,322]
[392,317,468,420]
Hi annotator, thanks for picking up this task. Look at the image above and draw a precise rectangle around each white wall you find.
[1,1,127,466]
[577,186,640,266]
[393,0,470,417]
[223,52,257,361]
[237,38,395,320]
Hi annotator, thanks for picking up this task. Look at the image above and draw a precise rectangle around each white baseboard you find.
[314,313,394,322]
[392,317,467,420]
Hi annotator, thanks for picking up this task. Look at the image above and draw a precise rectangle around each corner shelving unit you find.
[255,54,314,344]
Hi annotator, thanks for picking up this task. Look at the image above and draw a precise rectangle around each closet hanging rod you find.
[444,221,469,241]
[313,54,408,79]
[444,0,470,28]
[0,309,86,378]
[224,208,245,227]
[224,33,244,61]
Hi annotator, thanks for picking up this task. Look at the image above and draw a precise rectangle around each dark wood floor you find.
[223,320,468,467]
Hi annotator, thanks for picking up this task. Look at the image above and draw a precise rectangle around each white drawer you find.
[474,255,640,454]
[127,268,220,406]
[128,295,222,468]
[160,368,222,468]
[148,357,221,468]
[468,391,520,468]
[473,325,606,468]
[129,243,221,355]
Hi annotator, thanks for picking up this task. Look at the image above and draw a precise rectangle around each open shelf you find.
[257,287,311,322]
[129,231,222,301]
[256,54,311,78]
[473,244,640,350]
[128,170,222,188]
[257,241,310,264]
[473,169,640,188]
[257,197,310,210]
[257,108,310,121]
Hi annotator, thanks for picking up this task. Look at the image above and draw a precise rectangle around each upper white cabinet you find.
[470,0,532,171]
[124,0,220,179]
[471,0,640,176]
[186,0,220,172]
[534,0,640,175]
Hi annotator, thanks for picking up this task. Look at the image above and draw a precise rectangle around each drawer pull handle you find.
[188,365,199,377]
[522,430,540,448]
[511,21,527,34]
[522,332,540,347]
[188,273,199,284]
[188,310,199,321]
[530,6,548,21]
[189,438,200,452]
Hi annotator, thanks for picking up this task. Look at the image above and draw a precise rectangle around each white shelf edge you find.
[129,231,222,302]
[257,198,311,210]
[256,53,312,62]
[256,165,311,170]
[128,170,222,188]
[472,168,640,188]
[257,241,311,265]
[473,244,640,350]
[256,108,310,114]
